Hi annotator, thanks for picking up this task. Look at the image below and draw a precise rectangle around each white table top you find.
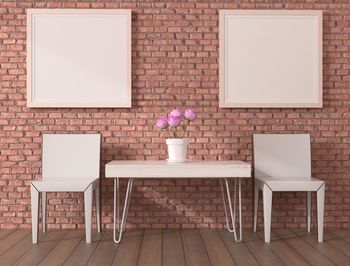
[105,160,251,178]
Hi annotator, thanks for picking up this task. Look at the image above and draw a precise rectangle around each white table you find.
[105,160,251,243]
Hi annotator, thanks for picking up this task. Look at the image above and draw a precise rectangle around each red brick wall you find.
[0,0,349,230]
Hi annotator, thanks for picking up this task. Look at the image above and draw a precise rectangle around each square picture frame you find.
[27,9,131,108]
[219,10,323,108]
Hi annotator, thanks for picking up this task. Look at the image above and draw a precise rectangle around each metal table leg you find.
[113,178,133,244]
[220,178,242,242]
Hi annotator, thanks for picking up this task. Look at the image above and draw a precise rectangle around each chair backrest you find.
[253,134,311,179]
[42,134,100,181]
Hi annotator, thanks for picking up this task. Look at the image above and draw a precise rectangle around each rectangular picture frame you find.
[27,9,131,108]
[219,10,323,108]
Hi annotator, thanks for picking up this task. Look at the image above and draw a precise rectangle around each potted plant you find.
[156,108,197,163]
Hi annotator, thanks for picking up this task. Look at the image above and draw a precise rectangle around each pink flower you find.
[156,117,168,129]
[167,116,181,127]
[169,109,183,118]
[184,108,197,121]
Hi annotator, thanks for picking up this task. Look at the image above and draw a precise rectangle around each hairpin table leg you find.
[220,178,242,242]
[113,178,133,244]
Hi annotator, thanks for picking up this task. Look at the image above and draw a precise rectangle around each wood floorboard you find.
[244,231,285,266]
[63,230,104,266]
[327,229,350,238]
[87,231,119,266]
[199,229,236,266]
[181,229,212,266]
[162,229,185,266]
[0,230,15,240]
[39,229,85,266]
[255,230,309,266]
[13,230,69,266]
[1,229,350,265]
[0,233,33,265]
[274,229,335,266]
[294,230,350,266]
[218,230,260,266]
[326,236,350,258]
[309,229,337,242]
[0,230,30,256]
[112,229,144,266]
[342,235,350,243]
[137,229,162,266]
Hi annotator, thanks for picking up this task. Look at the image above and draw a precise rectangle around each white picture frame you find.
[27,9,131,108]
[219,10,323,108]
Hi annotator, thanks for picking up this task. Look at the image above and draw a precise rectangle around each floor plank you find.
[63,230,104,266]
[245,231,285,266]
[0,230,30,256]
[200,229,236,266]
[13,230,68,266]
[0,230,15,240]
[292,228,338,242]
[326,237,350,259]
[0,233,33,265]
[138,229,162,266]
[327,229,350,238]
[162,229,185,266]
[112,230,144,266]
[181,229,212,266]
[255,230,309,266]
[343,235,350,243]
[39,230,84,266]
[87,231,119,266]
[2,229,350,266]
[274,229,335,266]
[311,230,338,242]
[295,230,350,266]
[218,230,259,266]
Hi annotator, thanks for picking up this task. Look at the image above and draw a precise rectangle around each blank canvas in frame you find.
[219,10,322,108]
[27,9,131,108]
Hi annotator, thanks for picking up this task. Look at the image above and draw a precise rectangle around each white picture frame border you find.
[27,9,132,108]
[219,10,323,108]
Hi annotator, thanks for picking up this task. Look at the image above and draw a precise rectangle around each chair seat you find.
[256,176,324,191]
[31,179,98,192]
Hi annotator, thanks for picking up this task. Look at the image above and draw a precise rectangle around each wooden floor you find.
[0,229,350,265]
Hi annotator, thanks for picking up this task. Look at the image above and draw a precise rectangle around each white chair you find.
[31,134,101,244]
[253,134,325,243]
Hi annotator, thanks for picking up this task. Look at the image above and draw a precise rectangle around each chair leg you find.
[84,184,93,244]
[31,184,39,244]
[42,192,46,234]
[263,185,272,243]
[253,185,259,232]
[317,184,325,242]
[95,186,101,233]
[307,191,311,233]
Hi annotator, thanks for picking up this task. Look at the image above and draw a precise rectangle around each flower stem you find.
[182,120,190,138]
[165,128,171,138]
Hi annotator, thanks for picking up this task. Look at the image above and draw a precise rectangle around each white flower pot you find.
[166,138,188,163]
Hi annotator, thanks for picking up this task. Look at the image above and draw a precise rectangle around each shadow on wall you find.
[99,176,254,230]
